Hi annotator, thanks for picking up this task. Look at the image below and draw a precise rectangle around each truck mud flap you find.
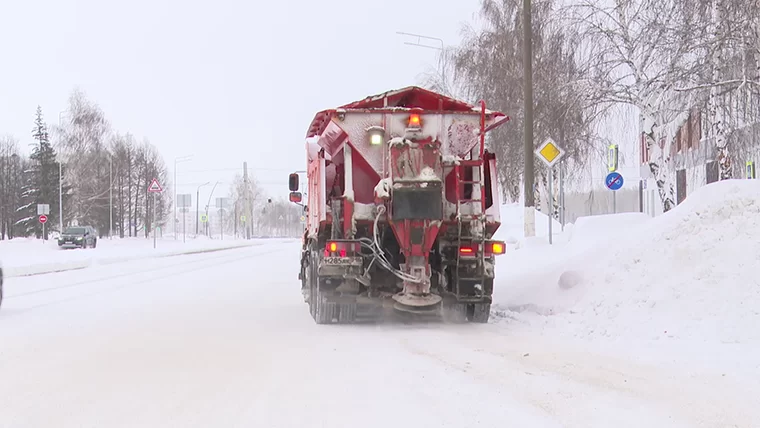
[313,296,386,324]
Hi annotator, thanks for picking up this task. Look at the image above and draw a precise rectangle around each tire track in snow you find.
[398,329,755,428]
[3,245,292,314]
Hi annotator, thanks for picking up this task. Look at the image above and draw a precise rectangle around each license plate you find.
[323,257,362,266]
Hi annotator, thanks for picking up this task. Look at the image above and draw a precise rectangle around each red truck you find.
[288,86,510,324]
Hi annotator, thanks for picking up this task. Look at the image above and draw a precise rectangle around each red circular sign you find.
[39,214,48,224]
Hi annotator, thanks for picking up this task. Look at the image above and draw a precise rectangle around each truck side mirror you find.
[288,173,299,191]
[289,192,302,203]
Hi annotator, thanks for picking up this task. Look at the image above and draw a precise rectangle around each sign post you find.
[177,194,192,243]
[535,138,565,244]
[148,178,163,248]
[215,197,231,240]
[37,204,50,240]
[605,171,624,213]
[608,145,620,213]
[39,214,48,241]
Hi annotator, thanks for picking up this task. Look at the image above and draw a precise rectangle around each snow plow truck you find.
[288,86,510,324]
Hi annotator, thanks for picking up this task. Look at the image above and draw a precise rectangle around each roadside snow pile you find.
[493,202,565,247]
[0,236,293,277]
[494,179,760,346]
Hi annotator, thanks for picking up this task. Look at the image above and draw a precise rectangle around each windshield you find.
[64,227,86,234]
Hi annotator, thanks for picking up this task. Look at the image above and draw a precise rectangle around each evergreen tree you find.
[23,106,64,239]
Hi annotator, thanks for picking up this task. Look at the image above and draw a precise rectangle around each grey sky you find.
[0,0,481,203]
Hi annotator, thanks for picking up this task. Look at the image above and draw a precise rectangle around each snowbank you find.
[0,236,295,278]
[493,179,760,349]
[492,202,565,248]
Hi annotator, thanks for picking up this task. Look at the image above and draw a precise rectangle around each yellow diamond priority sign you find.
[536,138,565,168]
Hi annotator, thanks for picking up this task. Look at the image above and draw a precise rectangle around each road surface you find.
[0,241,754,427]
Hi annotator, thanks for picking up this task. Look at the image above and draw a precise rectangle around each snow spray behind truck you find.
[288,86,510,324]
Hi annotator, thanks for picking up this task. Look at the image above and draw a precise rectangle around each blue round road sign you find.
[605,172,624,191]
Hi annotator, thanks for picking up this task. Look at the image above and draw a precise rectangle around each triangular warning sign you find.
[148,178,163,193]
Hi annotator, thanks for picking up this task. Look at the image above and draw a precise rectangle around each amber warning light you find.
[408,113,421,128]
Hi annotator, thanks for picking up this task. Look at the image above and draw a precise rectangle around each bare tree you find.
[0,136,24,239]
[433,0,608,210]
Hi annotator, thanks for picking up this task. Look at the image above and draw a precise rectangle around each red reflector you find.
[459,246,475,254]
[339,248,347,257]
[408,113,421,127]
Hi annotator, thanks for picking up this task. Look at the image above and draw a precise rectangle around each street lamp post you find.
[173,155,193,239]
[204,181,220,237]
[57,111,67,234]
[397,31,446,94]
[196,181,210,236]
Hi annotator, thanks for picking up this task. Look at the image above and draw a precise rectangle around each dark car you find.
[58,226,98,249]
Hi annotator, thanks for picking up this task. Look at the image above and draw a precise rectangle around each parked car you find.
[58,226,98,249]
[0,259,4,309]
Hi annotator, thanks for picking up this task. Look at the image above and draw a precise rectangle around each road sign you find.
[300,216,305,222]
[535,138,564,168]
[177,194,192,208]
[39,214,48,224]
[215,197,232,210]
[608,144,619,172]
[200,214,208,223]
[37,204,50,215]
[148,178,163,193]
[605,172,624,191]
[240,215,246,223]
[747,161,756,179]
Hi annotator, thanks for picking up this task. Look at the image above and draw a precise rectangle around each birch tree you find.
[678,0,760,179]
[569,0,702,212]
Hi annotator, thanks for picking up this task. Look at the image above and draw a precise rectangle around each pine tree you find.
[24,106,65,239]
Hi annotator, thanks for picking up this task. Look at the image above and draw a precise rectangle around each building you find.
[640,98,760,216]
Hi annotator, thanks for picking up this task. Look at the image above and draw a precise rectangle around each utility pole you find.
[109,156,113,239]
[523,0,536,237]
[59,162,63,234]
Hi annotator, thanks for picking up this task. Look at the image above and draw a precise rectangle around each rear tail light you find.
[324,241,360,257]
[458,241,506,256]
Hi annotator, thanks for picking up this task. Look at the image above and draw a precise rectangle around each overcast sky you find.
[0,0,483,203]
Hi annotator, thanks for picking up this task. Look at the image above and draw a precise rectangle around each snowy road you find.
[0,241,755,428]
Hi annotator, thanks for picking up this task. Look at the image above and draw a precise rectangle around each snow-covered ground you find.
[1,180,758,427]
[491,179,760,424]
[0,235,291,277]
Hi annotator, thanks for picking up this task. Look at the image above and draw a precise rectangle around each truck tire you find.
[468,303,491,323]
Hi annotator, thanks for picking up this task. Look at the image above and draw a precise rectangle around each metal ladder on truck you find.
[453,100,489,302]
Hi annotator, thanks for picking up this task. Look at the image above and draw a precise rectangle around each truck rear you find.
[288,86,510,324]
